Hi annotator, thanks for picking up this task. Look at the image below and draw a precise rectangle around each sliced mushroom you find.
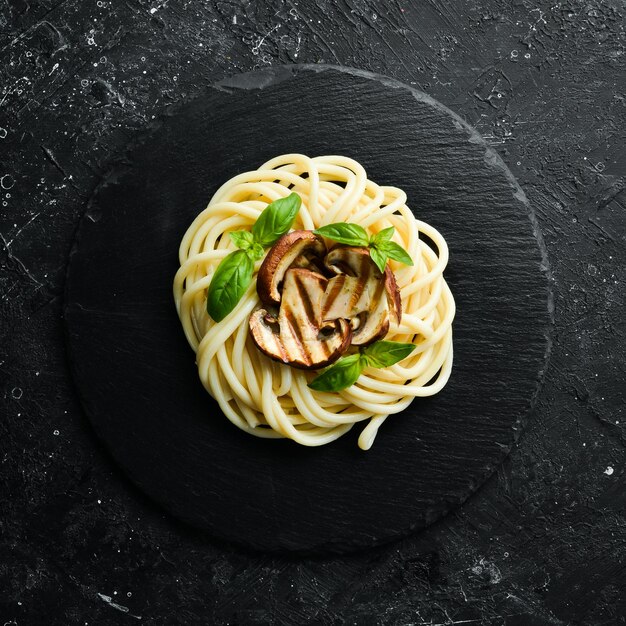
[256,231,326,306]
[289,251,326,274]
[250,268,352,369]
[322,272,389,346]
[384,266,402,326]
[322,274,372,320]
[322,247,402,346]
[324,246,402,325]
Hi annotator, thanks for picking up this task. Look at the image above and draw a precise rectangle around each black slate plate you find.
[64,65,552,553]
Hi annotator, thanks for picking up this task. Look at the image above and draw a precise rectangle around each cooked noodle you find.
[173,154,455,449]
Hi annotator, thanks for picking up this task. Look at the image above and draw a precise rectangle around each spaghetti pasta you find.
[173,154,455,450]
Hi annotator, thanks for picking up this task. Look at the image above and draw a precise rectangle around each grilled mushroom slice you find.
[322,247,403,346]
[249,268,352,369]
[256,231,326,305]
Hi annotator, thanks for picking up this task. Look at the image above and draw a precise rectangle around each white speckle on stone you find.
[97,499,102,504]
[1,174,15,189]
[150,7,158,14]
[97,593,131,615]
[604,466,614,476]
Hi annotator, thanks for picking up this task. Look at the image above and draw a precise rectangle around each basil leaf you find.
[378,241,414,266]
[362,340,415,368]
[369,246,388,274]
[370,226,395,245]
[248,242,265,261]
[206,249,254,322]
[252,192,301,247]
[229,230,254,250]
[314,223,369,247]
[308,354,364,392]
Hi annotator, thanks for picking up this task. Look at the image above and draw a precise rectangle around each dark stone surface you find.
[64,66,551,553]
[1,1,624,624]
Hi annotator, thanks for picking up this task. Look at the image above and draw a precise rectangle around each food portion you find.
[322,246,401,345]
[249,230,403,368]
[250,267,353,370]
[173,154,455,450]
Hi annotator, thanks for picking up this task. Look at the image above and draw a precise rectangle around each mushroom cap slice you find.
[322,272,389,346]
[324,246,402,325]
[249,268,352,370]
[256,231,326,306]
[322,246,402,345]
[322,274,373,321]
[349,295,390,346]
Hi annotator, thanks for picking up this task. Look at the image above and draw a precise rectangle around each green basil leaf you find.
[252,192,301,247]
[370,226,395,245]
[308,354,364,392]
[314,223,369,247]
[378,241,414,266]
[369,246,388,274]
[206,249,254,322]
[362,340,415,368]
[229,230,254,250]
[248,242,265,261]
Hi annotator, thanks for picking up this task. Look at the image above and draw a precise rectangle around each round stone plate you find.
[64,65,552,553]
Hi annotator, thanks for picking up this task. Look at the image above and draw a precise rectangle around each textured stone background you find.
[1,0,624,624]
